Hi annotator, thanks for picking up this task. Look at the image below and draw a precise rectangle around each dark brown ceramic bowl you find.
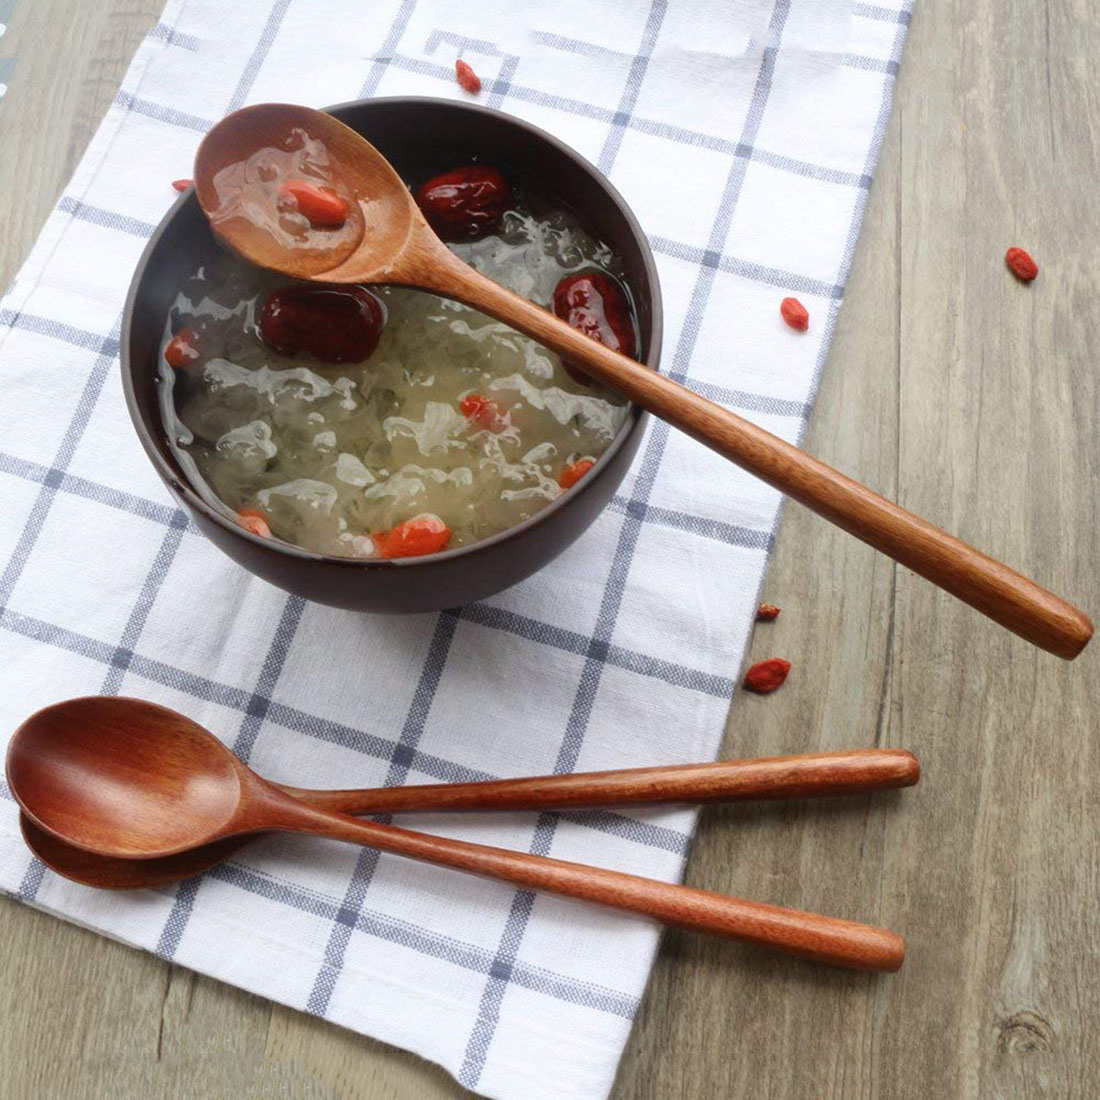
[121,97,662,613]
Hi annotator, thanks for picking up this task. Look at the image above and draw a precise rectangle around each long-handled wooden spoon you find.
[191,103,1092,659]
[7,697,909,971]
[12,697,918,890]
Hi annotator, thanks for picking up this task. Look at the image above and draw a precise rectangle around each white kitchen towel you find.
[0,1,912,1097]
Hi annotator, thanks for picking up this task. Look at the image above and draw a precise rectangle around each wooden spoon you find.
[7,696,907,971]
[10,697,918,889]
[192,103,1092,659]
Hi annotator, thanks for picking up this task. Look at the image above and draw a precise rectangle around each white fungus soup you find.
[161,143,639,560]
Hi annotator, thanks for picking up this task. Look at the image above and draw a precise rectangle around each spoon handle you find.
[270,797,904,972]
[417,250,1092,659]
[280,749,919,816]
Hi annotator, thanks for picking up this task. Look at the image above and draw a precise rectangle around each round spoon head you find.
[6,696,246,859]
[20,813,251,890]
[194,102,419,282]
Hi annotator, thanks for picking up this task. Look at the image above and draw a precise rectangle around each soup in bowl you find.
[122,98,662,612]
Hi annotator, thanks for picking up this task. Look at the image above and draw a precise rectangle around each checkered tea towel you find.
[0,1,912,1097]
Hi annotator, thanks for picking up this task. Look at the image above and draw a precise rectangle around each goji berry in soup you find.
[415,166,512,241]
[552,271,636,384]
[259,285,385,363]
[559,459,595,490]
[165,327,201,369]
[460,393,508,432]
[374,514,452,559]
[277,179,349,228]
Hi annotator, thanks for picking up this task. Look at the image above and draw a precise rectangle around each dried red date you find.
[415,166,512,241]
[552,271,637,385]
[258,285,385,364]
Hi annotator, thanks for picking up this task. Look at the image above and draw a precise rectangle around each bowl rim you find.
[121,94,663,571]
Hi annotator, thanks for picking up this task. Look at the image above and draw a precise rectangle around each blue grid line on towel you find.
[455,0,792,1085]
[14,3,318,932]
[304,611,459,1015]
[0,500,736,702]
[5,311,123,904]
[0,0,916,1073]
[0,604,690,861]
[147,21,201,52]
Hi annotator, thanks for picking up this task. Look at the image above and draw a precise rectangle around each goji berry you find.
[164,327,201,369]
[1005,246,1038,282]
[455,59,482,94]
[780,297,809,331]
[172,179,193,192]
[460,393,507,432]
[374,514,452,559]
[278,179,349,228]
[559,459,595,490]
[756,603,781,621]
[743,657,791,694]
[237,508,272,538]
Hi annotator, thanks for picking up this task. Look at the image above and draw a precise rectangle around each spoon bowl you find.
[7,696,246,858]
[194,102,414,280]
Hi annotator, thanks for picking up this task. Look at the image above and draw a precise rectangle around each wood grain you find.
[1,0,1098,1097]
[6,697,907,970]
[425,246,1093,659]
[16,748,920,891]
[201,102,1092,657]
[287,748,921,813]
[268,795,906,973]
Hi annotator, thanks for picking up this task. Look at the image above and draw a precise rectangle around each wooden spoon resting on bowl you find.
[194,103,1092,659]
[8,696,907,971]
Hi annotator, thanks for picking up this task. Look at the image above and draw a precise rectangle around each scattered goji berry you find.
[164,327,201,369]
[237,508,271,538]
[756,603,781,621]
[455,59,482,94]
[172,179,193,192]
[278,179,349,228]
[460,393,508,432]
[559,459,595,490]
[552,271,637,385]
[1005,246,1038,282]
[374,514,452,559]
[780,297,809,331]
[743,657,791,694]
[415,165,512,241]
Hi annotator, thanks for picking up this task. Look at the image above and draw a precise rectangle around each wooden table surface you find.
[2,2,1098,1097]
